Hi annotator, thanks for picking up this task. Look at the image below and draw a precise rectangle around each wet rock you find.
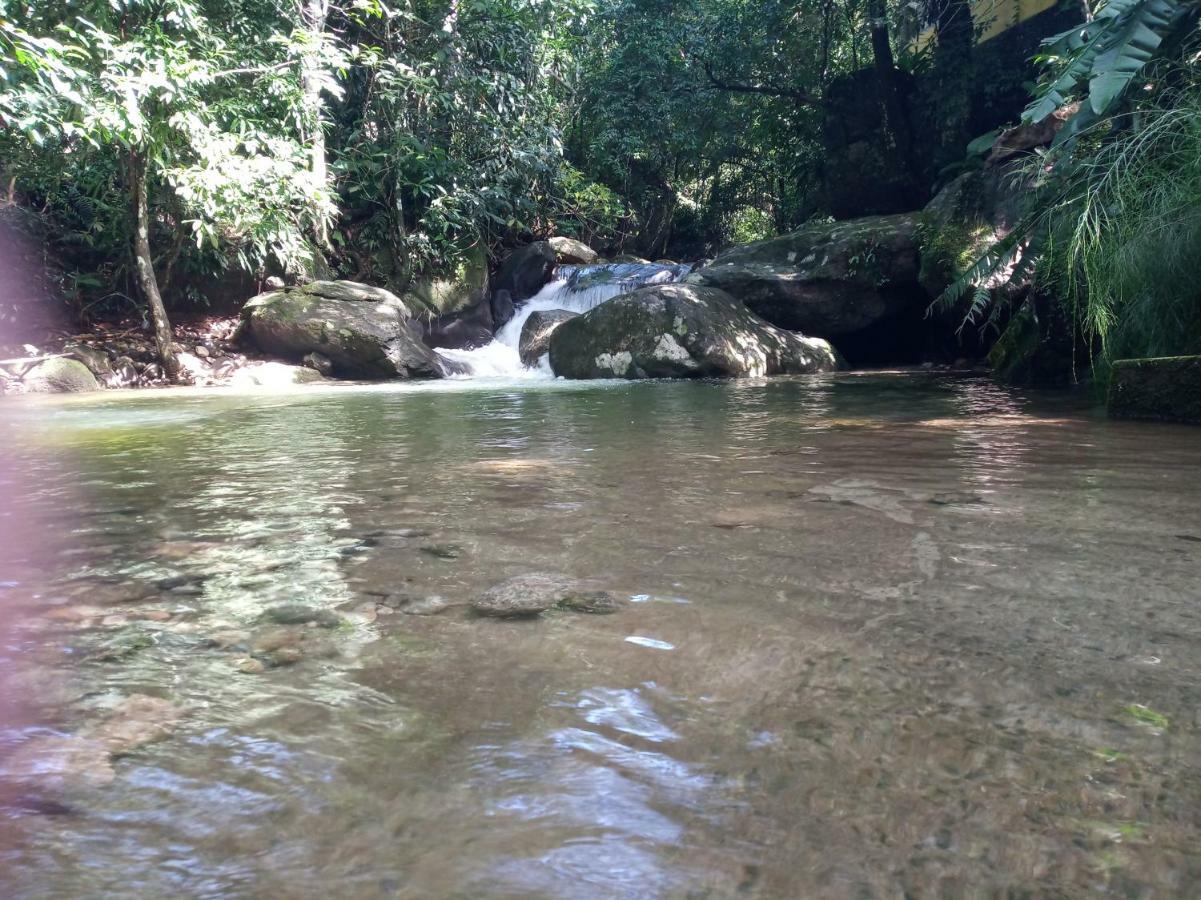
[109,356,141,387]
[399,595,457,616]
[1108,355,1201,424]
[548,283,842,379]
[249,627,336,667]
[420,543,463,561]
[494,242,557,302]
[241,280,446,379]
[691,213,923,336]
[229,361,327,388]
[558,590,626,614]
[236,657,266,674]
[549,236,599,265]
[303,351,333,376]
[89,629,155,662]
[472,573,574,618]
[0,736,116,788]
[491,289,516,330]
[262,604,343,628]
[64,343,113,378]
[23,357,101,393]
[86,694,181,756]
[207,629,252,650]
[519,309,578,366]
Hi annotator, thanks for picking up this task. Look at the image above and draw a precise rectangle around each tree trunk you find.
[932,0,975,165]
[867,0,915,171]
[302,0,332,272]
[129,150,179,377]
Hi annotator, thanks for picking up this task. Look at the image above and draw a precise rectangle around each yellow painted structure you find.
[912,0,1061,49]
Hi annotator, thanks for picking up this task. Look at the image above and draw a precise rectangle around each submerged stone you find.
[262,604,343,628]
[472,573,575,618]
[558,591,626,614]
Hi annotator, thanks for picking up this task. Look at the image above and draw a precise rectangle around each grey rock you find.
[495,242,556,302]
[302,351,333,375]
[241,280,446,379]
[519,309,578,366]
[400,595,457,616]
[472,573,575,618]
[693,214,923,336]
[261,604,343,628]
[558,591,626,614]
[24,357,101,393]
[549,236,599,265]
[548,283,842,379]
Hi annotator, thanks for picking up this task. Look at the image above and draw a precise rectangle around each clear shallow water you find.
[1,372,1200,897]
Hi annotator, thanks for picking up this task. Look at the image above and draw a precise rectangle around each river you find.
[2,372,1199,896]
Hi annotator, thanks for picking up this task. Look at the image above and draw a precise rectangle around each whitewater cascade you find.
[436,262,692,378]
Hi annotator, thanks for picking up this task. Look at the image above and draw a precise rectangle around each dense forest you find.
[2,0,1200,385]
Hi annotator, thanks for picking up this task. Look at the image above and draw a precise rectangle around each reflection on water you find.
[2,372,1201,897]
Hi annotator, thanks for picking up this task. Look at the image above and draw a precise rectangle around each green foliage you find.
[1024,0,1199,141]
[0,0,335,303]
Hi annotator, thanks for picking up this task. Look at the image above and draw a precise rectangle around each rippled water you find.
[2,372,1201,897]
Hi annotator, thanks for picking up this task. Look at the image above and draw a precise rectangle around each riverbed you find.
[2,372,1199,896]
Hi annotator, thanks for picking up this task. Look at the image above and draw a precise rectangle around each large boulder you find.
[548,236,599,265]
[23,357,101,393]
[241,280,446,379]
[404,244,490,317]
[494,242,556,302]
[918,162,1029,302]
[691,214,923,337]
[519,309,578,366]
[548,283,841,379]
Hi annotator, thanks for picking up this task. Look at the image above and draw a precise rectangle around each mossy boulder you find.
[24,357,101,393]
[986,301,1076,387]
[917,163,1029,302]
[404,244,490,317]
[548,283,842,379]
[691,213,923,336]
[241,280,446,379]
[1109,356,1201,424]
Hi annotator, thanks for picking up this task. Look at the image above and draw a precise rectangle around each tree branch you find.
[703,62,817,105]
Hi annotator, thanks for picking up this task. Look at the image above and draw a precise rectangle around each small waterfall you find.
[436,262,692,378]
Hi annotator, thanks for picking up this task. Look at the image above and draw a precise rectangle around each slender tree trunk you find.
[867,0,915,168]
[129,150,179,377]
[933,0,975,164]
[302,0,332,275]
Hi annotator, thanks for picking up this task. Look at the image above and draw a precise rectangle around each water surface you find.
[2,372,1200,897]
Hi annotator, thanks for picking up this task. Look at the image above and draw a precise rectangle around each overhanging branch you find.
[702,62,816,105]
